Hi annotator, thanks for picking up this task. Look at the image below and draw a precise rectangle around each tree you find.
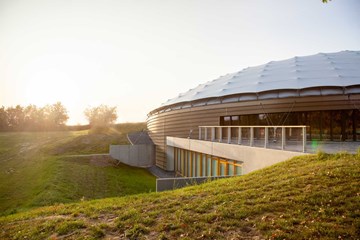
[84,105,117,130]
[6,105,25,131]
[0,106,8,131]
[24,104,43,130]
[44,102,69,130]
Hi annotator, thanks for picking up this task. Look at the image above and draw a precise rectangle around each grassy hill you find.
[1,152,359,239]
[0,123,155,216]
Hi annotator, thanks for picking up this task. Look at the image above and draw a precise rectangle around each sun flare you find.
[23,68,78,107]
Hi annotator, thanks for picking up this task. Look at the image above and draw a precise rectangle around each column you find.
[250,127,254,147]
[264,127,269,148]
[303,126,307,153]
[238,127,242,144]
[227,127,231,144]
[219,127,222,142]
[281,127,286,150]
[211,127,215,141]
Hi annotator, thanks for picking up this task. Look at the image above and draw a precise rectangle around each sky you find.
[0,0,359,125]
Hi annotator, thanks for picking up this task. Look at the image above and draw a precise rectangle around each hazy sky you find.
[0,0,359,124]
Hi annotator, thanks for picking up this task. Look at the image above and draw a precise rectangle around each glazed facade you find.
[220,109,360,141]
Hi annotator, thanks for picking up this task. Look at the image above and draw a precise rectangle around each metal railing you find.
[199,125,307,152]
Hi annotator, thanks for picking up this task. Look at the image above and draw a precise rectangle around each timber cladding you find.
[147,94,360,170]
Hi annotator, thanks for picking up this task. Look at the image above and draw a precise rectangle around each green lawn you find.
[0,123,155,216]
[1,152,359,239]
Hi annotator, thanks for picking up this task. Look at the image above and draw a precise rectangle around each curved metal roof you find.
[161,50,360,108]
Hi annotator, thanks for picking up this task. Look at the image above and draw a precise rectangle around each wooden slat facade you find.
[147,94,360,170]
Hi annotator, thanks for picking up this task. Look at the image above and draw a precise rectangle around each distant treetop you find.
[0,102,69,131]
[84,105,118,132]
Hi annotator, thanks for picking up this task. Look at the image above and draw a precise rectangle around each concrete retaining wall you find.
[109,144,155,168]
[156,176,230,192]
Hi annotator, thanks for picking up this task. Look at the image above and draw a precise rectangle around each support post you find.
[303,126,307,153]
[219,127,222,142]
[211,127,215,142]
[199,127,202,140]
[281,127,286,150]
[227,127,231,143]
[238,127,242,144]
[250,127,254,147]
[204,128,207,141]
[264,127,269,148]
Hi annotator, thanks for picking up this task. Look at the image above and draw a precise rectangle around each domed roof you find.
[161,50,360,108]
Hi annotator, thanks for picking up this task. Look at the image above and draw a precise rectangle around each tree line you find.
[0,102,69,131]
[0,103,118,132]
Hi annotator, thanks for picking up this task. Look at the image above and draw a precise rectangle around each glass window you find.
[355,110,360,141]
[228,162,234,176]
[223,116,231,126]
[212,158,218,176]
[219,161,227,176]
[239,115,250,126]
[231,116,239,125]
[235,165,242,176]
[322,111,331,141]
[202,154,206,177]
[196,153,201,177]
[248,115,259,125]
[267,113,282,126]
[258,114,268,125]
[177,149,181,173]
[207,155,212,176]
[309,111,321,140]
[332,110,342,141]
[185,151,189,176]
[188,152,191,177]
[345,110,355,141]
[286,112,299,126]
[181,150,185,176]
[192,152,196,177]
[174,148,178,173]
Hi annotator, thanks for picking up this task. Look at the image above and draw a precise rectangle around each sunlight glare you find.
[23,68,79,107]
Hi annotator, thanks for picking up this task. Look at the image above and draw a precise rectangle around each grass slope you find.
[0,123,155,216]
[1,152,359,239]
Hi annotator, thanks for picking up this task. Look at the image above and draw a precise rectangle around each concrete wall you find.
[156,176,230,192]
[167,137,307,174]
[166,146,175,171]
[109,144,155,168]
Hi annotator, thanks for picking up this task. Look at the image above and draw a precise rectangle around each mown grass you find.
[0,123,155,216]
[1,152,359,239]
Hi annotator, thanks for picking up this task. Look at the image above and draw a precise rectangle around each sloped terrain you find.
[0,123,155,216]
[1,152,359,239]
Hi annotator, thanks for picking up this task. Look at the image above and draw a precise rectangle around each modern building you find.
[147,50,360,177]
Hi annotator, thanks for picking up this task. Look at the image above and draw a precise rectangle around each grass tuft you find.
[56,220,86,235]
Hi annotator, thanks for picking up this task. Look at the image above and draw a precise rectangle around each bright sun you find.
[23,68,79,107]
